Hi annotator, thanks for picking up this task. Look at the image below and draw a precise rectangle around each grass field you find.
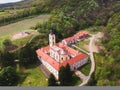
[0,14,50,37]
[76,39,90,51]
[0,35,9,49]
[0,14,50,49]
[18,65,81,86]
[19,65,48,86]
[0,11,10,17]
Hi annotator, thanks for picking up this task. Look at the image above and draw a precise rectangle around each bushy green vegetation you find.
[48,74,57,86]
[0,51,15,68]
[59,64,80,86]
[87,4,120,85]
[0,66,19,86]
[87,53,116,86]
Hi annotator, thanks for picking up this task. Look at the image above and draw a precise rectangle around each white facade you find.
[70,57,88,71]
[50,45,70,63]
[38,56,88,79]
[62,39,77,46]
[38,56,59,79]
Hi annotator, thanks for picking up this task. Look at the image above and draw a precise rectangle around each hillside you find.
[0,0,120,86]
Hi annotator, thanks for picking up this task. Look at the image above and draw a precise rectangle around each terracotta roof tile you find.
[36,49,60,70]
[36,48,87,71]
[60,53,87,67]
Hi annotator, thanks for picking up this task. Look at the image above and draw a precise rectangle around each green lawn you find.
[18,65,82,86]
[0,14,50,37]
[0,35,9,49]
[12,37,31,46]
[0,31,39,50]
[76,40,90,52]
[19,65,48,86]
[79,62,91,76]
[0,14,50,49]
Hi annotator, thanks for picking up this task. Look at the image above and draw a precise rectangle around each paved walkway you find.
[75,70,89,82]
[74,35,96,86]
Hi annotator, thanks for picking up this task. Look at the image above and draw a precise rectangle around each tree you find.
[59,64,73,86]
[0,66,19,86]
[18,43,37,66]
[59,66,67,86]
[65,64,73,82]
[2,39,12,46]
[48,74,57,86]
[0,51,15,68]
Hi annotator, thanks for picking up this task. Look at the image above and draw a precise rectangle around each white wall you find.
[38,56,88,79]
[70,57,88,71]
[38,56,59,79]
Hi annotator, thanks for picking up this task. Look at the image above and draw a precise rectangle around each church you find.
[36,30,89,79]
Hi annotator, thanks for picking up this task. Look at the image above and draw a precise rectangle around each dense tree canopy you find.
[48,74,57,86]
[18,43,38,67]
[0,51,15,68]
[0,66,19,86]
[59,64,73,86]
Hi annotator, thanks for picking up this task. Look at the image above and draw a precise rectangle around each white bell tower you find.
[49,30,56,47]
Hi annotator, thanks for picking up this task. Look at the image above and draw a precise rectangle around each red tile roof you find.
[63,31,89,43]
[56,43,79,56]
[41,45,50,53]
[36,30,89,71]
[36,49,60,70]
[64,45,79,56]
[36,48,87,71]
[75,31,89,37]
[60,53,87,67]
[64,36,75,42]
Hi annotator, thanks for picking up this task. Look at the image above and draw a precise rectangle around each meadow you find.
[0,14,50,37]
[0,14,50,49]
[19,65,48,86]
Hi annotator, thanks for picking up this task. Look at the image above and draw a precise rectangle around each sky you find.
[0,0,23,4]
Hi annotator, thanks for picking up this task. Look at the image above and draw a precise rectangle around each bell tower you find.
[49,29,56,47]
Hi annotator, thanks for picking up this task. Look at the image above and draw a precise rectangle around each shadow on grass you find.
[69,74,82,86]
[25,65,38,69]
[18,65,38,86]
[78,62,91,76]
[18,72,30,86]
